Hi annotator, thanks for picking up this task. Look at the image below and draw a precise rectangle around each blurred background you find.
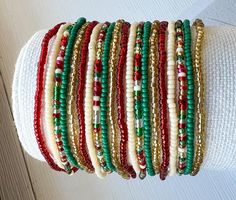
[0,0,235,199]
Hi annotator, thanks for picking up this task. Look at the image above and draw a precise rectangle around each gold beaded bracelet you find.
[191,19,206,176]
[148,20,161,174]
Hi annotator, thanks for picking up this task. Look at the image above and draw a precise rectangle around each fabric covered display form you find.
[12,18,236,180]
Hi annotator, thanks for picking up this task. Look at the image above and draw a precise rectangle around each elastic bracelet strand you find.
[59,18,87,170]
[191,19,205,176]
[167,21,178,176]
[175,20,188,175]
[67,22,90,172]
[108,19,130,179]
[44,23,71,170]
[126,22,140,175]
[141,21,155,176]
[34,22,67,172]
[148,20,161,174]
[92,22,111,173]
[183,19,195,175]
[100,22,116,172]
[77,21,99,172]
[158,21,169,180]
[117,22,136,178]
[53,26,76,173]
[134,23,146,179]
[84,23,106,178]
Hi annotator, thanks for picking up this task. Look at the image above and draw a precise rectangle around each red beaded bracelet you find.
[158,21,169,180]
[116,22,136,178]
[33,23,68,172]
[76,21,98,172]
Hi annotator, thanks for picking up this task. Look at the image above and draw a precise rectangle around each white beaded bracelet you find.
[126,22,140,175]
[44,23,71,169]
[167,21,178,176]
[84,23,106,178]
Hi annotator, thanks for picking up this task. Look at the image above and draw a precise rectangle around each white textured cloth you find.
[12,26,236,170]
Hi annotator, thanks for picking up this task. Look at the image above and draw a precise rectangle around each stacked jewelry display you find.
[20,18,207,180]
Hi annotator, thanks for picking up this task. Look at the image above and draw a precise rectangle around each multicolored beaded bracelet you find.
[34,22,67,173]
[191,19,205,176]
[76,21,98,172]
[44,23,71,170]
[67,22,91,172]
[158,21,169,180]
[126,22,140,175]
[141,21,155,176]
[167,21,178,176]
[175,20,188,175]
[148,20,161,175]
[92,22,111,173]
[183,19,195,175]
[134,23,146,179]
[53,25,75,173]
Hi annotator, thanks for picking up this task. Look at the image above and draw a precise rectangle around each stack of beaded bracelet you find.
[32,18,206,180]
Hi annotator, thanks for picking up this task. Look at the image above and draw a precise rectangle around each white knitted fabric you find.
[12,26,236,170]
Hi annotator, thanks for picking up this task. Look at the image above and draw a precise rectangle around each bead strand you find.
[126,22,140,175]
[84,23,106,178]
[158,21,169,180]
[191,19,205,176]
[93,22,111,173]
[117,22,136,178]
[53,26,76,173]
[183,19,195,175]
[141,21,155,176]
[100,22,116,172]
[108,20,130,179]
[67,22,91,172]
[148,20,161,174]
[77,21,99,172]
[167,21,178,176]
[175,20,188,175]
[134,23,146,179]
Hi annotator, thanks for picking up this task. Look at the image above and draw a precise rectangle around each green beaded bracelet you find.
[183,19,195,174]
[100,22,116,172]
[59,17,86,169]
[141,21,155,176]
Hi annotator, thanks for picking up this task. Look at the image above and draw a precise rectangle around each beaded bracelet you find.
[44,23,71,170]
[77,21,98,172]
[183,19,195,175]
[116,22,136,178]
[158,21,169,180]
[92,22,111,173]
[84,23,106,178]
[191,19,205,176]
[141,21,155,176]
[148,20,161,174]
[67,22,90,172]
[34,22,67,172]
[126,22,140,175]
[53,26,76,173]
[167,21,178,176]
[175,20,188,175]
[134,23,147,179]
[100,22,116,172]
[108,20,130,179]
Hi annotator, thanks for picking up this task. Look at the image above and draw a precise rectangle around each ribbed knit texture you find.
[12,27,236,170]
